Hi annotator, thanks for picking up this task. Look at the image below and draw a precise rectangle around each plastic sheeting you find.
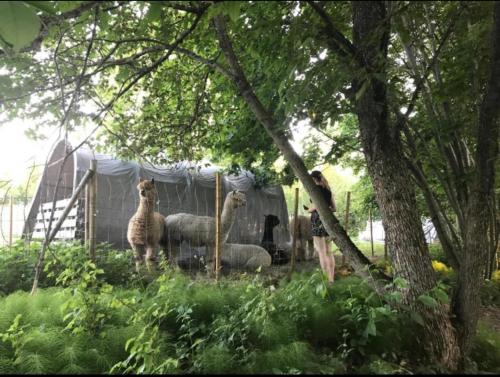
[24,140,291,253]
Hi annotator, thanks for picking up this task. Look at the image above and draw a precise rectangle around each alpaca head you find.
[137,177,157,203]
[264,214,280,229]
[227,190,247,209]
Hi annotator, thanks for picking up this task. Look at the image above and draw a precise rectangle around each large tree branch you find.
[212,14,390,291]
[306,1,360,63]
[396,4,464,130]
[476,1,500,193]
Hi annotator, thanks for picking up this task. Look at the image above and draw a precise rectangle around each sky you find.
[0,118,91,187]
[0,115,339,191]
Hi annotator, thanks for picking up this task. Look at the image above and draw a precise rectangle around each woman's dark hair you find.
[310,170,332,192]
[310,170,322,180]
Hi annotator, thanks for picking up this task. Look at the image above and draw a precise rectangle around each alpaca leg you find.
[132,244,146,274]
[296,240,305,262]
[165,240,181,269]
[145,245,157,275]
[205,245,216,277]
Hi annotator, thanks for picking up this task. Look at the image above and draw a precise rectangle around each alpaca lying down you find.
[165,190,247,269]
[221,243,272,270]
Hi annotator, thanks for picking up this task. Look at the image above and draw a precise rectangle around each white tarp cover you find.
[24,141,291,253]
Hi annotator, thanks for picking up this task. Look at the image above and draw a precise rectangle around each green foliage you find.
[480,279,500,307]
[0,243,498,373]
[0,2,41,52]
[0,241,135,296]
[470,321,500,373]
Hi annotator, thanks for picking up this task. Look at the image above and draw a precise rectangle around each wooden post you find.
[9,195,13,248]
[88,160,97,261]
[215,172,222,281]
[85,183,90,249]
[369,207,374,258]
[342,191,351,265]
[287,187,299,281]
[31,167,95,295]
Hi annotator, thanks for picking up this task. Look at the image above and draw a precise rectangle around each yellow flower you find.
[492,270,500,282]
[432,260,452,274]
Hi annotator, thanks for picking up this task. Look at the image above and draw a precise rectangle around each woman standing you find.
[306,170,336,283]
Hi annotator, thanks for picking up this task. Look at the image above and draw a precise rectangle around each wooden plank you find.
[36,207,78,220]
[34,218,77,230]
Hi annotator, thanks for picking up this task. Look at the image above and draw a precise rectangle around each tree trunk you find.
[452,1,500,367]
[351,1,460,369]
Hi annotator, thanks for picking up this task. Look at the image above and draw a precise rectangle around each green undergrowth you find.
[0,242,498,374]
[0,240,135,296]
[0,264,427,374]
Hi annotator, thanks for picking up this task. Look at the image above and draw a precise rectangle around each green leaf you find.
[225,1,242,22]
[393,277,409,289]
[24,1,57,14]
[363,319,377,338]
[418,294,438,308]
[433,288,450,304]
[410,312,424,326]
[0,2,41,51]
[145,2,162,23]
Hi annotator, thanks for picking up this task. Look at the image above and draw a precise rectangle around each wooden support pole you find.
[85,183,90,249]
[288,187,300,281]
[31,167,95,295]
[342,191,351,265]
[215,172,222,281]
[88,160,97,261]
[9,195,13,248]
[369,207,374,258]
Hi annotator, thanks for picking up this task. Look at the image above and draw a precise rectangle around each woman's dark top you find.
[310,186,332,237]
[309,186,332,209]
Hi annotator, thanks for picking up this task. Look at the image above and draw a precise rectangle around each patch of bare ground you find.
[480,306,500,333]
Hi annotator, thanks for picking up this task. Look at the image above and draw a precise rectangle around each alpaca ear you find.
[151,178,155,185]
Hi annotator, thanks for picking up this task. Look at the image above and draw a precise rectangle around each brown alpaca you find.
[289,215,315,261]
[127,178,167,274]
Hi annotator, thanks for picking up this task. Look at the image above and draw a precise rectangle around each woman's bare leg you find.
[315,236,335,282]
[322,238,335,282]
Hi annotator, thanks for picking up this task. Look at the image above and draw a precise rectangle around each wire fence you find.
[0,201,30,247]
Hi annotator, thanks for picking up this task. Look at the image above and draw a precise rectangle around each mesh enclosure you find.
[23,141,292,271]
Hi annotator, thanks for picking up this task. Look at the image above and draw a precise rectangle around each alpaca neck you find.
[262,225,274,244]
[220,197,236,241]
[136,198,154,218]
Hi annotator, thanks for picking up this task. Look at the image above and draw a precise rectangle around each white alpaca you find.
[165,190,247,270]
[221,243,272,270]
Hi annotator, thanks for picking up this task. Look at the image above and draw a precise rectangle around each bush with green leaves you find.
[0,241,135,296]
[0,242,498,374]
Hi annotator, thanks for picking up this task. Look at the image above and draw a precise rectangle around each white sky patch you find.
[0,118,94,187]
[289,118,331,158]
